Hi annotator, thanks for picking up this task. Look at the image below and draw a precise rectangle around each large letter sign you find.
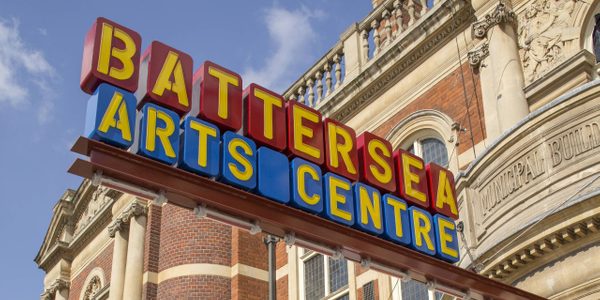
[80,17,460,265]
[81,17,141,94]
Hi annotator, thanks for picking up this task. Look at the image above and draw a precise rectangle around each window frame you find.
[298,249,350,300]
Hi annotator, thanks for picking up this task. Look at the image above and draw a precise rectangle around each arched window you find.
[407,138,449,167]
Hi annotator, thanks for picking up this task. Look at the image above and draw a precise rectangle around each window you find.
[362,281,375,300]
[300,249,349,300]
[390,277,448,300]
[401,280,429,300]
[407,138,448,167]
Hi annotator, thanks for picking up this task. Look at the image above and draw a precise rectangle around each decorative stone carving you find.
[468,43,490,68]
[73,187,115,237]
[518,0,578,83]
[41,279,69,300]
[107,199,148,237]
[472,1,516,39]
[82,276,102,300]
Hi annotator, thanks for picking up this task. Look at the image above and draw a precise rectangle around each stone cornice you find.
[319,0,474,123]
[471,1,516,39]
[40,278,70,300]
[480,213,600,281]
[36,183,122,272]
[108,199,148,237]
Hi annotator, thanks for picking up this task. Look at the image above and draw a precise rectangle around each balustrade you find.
[284,0,437,108]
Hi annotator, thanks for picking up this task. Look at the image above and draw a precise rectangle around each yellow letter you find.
[97,23,136,80]
[327,123,357,175]
[386,197,407,238]
[145,107,176,157]
[297,165,320,205]
[228,138,253,181]
[402,154,426,203]
[358,186,382,229]
[293,105,321,159]
[97,91,132,141]
[368,139,392,184]
[436,171,458,216]
[438,218,458,258]
[254,88,282,140]
[189,121,217,167]
[328,176,352,221]
[208,66,239,119]
[152,51,189,107]
[412,210,434,251]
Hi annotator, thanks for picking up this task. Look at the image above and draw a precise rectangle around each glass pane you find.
[421,138,448,166]
[401,280,429,300]
[362,281,375,300]
[304,254,325,300]
[336,294,350,300]
[329,258,348,293]
[435,291,445,300]
[407,144,415,154]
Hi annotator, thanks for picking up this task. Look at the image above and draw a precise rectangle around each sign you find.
[80,17,461,263]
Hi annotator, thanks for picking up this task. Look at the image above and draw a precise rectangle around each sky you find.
[0,1,371,298]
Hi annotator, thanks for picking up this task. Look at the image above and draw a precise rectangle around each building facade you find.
[36,0,600,299]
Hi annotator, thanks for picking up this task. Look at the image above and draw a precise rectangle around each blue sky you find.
[0,1,371,297]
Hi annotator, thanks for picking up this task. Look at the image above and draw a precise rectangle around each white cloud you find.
[0,18,57,123]
[242,6,324,93]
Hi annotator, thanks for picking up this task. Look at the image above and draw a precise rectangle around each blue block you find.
[434,214,460,263]
[257,147,290,204]
[179,116,221,178]
[409,206,436,256]
[221,131,257,190]
[382,194,411,246]
[85,83,136,149]
[323,172,354,226]
[290,157,323,214]
[138,103,180,165]
[353,183,383,235]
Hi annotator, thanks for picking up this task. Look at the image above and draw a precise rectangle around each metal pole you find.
[264,234,279,300]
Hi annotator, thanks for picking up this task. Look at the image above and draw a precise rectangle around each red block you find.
[193,61,242,131]
[286,101,324,165]
[324,118,359,181]
[394,149,430,208]
[357,132,396,193]
[137,41,193,116]
[80,17,142,94]
[426,163,458,219]
[244,84,287,150]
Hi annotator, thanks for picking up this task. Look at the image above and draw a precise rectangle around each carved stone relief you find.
[73,187,116,237]
[82,276,101,300]
[518,0,581,83]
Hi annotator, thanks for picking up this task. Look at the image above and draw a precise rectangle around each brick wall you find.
[158,203,232,271]
[157,275,231,300]
[68,242,113,300]
[373,63,485,156]
[231,275,268,300]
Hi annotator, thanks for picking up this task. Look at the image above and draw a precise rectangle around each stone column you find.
[121,200,148,300]
[108,220,128,300]
[471,1,529,140]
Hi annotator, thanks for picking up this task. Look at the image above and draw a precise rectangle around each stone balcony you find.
[282,0,474,123]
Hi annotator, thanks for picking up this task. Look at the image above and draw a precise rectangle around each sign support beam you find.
[68,137,546,300]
